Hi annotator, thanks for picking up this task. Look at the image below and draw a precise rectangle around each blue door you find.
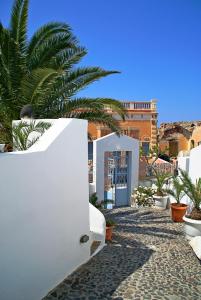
[104,151,129,207]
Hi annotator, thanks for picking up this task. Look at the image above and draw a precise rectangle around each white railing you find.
[122,102,151,110]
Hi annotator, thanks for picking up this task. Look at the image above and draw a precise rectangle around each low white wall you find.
[89,204,106,254]
[177,145,201,208]
[0,119,90,300]
[189,145,201,182]
[177,156,190,173]
[93,133,139,203]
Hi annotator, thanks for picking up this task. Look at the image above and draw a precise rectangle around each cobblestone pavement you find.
[44,208,201,300]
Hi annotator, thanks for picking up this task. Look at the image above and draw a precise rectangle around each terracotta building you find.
[88,99,158,153]
[159,121,201,157]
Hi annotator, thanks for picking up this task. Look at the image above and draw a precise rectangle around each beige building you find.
[159,121,201,157]
[88,99,158,154]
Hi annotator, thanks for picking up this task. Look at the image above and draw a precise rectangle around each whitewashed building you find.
[0,118,105,300]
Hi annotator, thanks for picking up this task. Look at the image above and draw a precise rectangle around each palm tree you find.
[165,177,185,204]
[12,121,51,151]
[153,169,171,196]
[180,169,201,213]
[0,0,125,143]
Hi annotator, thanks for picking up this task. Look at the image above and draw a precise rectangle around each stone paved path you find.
[44,208,201,300]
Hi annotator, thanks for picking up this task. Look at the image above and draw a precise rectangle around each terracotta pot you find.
[106,226,114,241]
[171,203,188,222]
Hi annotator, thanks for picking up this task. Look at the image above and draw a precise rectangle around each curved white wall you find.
[0,119,91,300]
[89,203,106,254]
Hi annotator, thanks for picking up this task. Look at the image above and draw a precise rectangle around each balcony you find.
[122,102,152,110]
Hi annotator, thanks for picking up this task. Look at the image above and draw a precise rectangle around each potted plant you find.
[180,169,201,238]
[153,170,171,209]
[105,219,116,241]
[166,177,187,222]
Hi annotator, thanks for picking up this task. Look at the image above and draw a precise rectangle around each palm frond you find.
[165,188,176,199]
[67,110,121,135]
[63,67,120,96]
[95,98,126,120]
[153,169,172,196]
[27,22,76,57]
[12,120,51,150]
[0,26,26,107]
[179,169,201,210]
[48,47,87,70]
[21,68,61,104]
[47,68,120,104]
[10,0,28,53]
[60,97,126,120]
[28,32,78,70]
[165,177,185,203]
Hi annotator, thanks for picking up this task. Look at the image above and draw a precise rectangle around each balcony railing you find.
[122,102,152,110]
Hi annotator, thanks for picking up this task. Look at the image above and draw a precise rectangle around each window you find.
[88,142,93,160]
[142,142,150,156]
[130,129,139,139]
[123,102,130,109]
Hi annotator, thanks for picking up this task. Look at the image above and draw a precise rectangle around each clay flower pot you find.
[171,203,188,222]
[106,226,114,241]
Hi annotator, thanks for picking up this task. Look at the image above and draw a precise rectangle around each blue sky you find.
[1,0,201,123]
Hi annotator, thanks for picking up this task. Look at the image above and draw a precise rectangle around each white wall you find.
[0,119,91,300]
[177,156,190,173]
[93,133,139,203]
[89,203,106,255]
[177,145,201,208]
[189,145,201,182]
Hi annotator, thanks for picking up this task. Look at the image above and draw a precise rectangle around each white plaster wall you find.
[93,133,139,203]
[0,119,90,300]
[89,183,96,196]
[189,145,201,182]
[187,146,201,209]
[177,156,190,173]
[177,146,201,208]
[89,203,106,255]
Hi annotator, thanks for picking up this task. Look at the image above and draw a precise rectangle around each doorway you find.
[169,140,178,157]
[104,151,130,206]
